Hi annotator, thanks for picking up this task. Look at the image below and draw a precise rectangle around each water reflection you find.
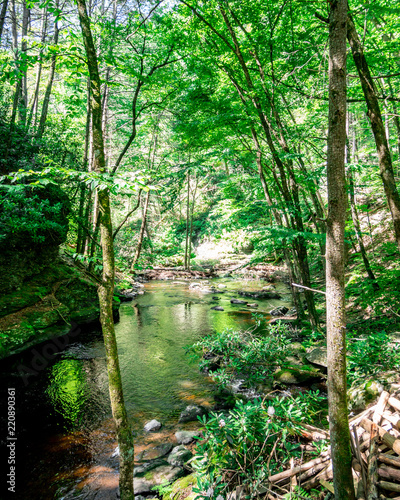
[47,359,87,428]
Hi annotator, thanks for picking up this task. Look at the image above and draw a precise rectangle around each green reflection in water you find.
[46,359,87,428]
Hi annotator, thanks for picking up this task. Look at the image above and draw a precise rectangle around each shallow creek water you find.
[0,278,291,499]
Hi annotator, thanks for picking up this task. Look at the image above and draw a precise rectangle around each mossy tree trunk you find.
[347,12,400,252]
[326,1,355,499]
[76,0,134,498]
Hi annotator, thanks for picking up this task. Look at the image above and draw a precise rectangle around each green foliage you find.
[192,394,324,499]
[0,183,69,246]
[189,322,293,387]
[347,331,400,385]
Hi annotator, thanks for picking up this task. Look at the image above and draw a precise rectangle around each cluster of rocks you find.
[114,407,207,497]
[116,282,145,301]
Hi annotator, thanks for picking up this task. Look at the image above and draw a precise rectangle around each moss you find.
[274,364,323,385]
[162,473,197,500]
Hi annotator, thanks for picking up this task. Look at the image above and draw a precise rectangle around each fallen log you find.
[379,453,400,468]
[373,392,391,425]
[389,397,400,414]
[379,480,400,493]
[378,465,400,482]
[298,460,329,483]
[268,452,330,484]
[383,411,400,430]
[302,463,333,491]
[361,418,400,455]
[367,422,379,500]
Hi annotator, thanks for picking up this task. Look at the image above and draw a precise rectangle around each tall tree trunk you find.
[36,17,59,139]
[326,2,355,499]
[347,12,400,252]
[130,190,151,270]
[184,170,190,269]
[187,171,197,271]
[251,127,304,318]
[27,7,47,130]
[347,166,379,290]
[20,0,29,125]
[0,0,8,40]
[76,1,134,498]
[76,83,91,254]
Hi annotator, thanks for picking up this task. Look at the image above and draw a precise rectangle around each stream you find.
[0,278,291,499]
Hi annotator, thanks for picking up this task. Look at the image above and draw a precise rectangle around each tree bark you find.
[184,170,190,269]
[347,166,379,290]
[130,190,151,270]
[0,0,8,40]
[27,7,47,130]
[347,12,400,252]
[36,15,59,140]
[76,0,134,498]
[326,2,355,499]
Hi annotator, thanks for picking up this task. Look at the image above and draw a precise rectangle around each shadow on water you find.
[0,278,291,499]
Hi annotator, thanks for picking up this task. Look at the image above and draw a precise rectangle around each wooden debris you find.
[259,392,400,499]
[367,422,379,500]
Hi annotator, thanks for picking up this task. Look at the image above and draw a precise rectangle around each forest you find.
[1,0,400,499]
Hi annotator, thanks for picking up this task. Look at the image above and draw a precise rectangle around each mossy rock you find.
[274,365,323,385]
[162,473,197,500]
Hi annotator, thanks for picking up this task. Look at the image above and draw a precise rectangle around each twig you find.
[291,283,326,295]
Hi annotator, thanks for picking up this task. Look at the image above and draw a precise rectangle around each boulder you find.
[167,445,193,466]
[179,405,208,423]
[211,306,224,311]
[135,443,173,462]
[134,458,169,477]
[133,465,184,495]
[274,366,323,385]
[306,347,327,368]
[144,419,162,432]
[217,284,227,289]
[246,303,258,308]
[175,430,201,445]
[269,306,289,316]
[230,299,247,305]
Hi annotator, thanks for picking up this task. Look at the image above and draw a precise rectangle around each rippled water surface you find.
[0,278,291,499]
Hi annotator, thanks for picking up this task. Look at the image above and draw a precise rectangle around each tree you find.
[326,1,355,498]
[76,0,135,498]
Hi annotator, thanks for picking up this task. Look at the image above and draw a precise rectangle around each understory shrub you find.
[188,322,293,387]
[191,394,326,499]
[347,330,400,385]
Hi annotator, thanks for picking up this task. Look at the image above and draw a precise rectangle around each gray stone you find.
[135,443,173,462]
[306,347,327,368]
[133,458,169,477]
[211,306,224,311]
[175,430,201,445]
[133,465,184,494]
[269,306,289,316]
[246,303,258,308]
[179,405,208,423]
[230,299,247,305]
[144,419,162,432]
[239,291,281,299]
[167,445,193,466]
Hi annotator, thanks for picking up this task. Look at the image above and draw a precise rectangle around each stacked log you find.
[263,390,400,499]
